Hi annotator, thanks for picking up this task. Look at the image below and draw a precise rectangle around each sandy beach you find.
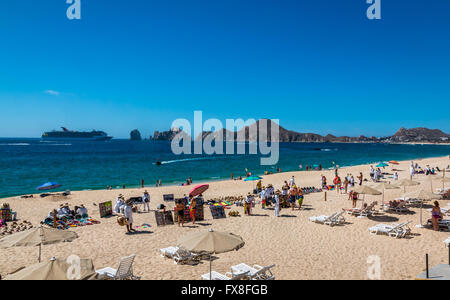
[1,155,449,280]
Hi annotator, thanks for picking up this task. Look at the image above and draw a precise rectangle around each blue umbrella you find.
[244,175,262,193]
[244,175,262,181]
[376,163,389,168]
[37,182,62,191]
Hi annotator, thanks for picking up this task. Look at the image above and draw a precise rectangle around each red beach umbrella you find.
[189,184,209,197]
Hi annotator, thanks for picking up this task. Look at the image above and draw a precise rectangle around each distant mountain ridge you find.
[146,120,450,144]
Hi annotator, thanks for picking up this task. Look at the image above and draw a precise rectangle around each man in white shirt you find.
[289,176,295,187]
[410,165,415,179]
[142,190,150,212]
[260,188,267,209]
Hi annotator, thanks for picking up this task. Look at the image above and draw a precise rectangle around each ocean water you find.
[1,138,449,198]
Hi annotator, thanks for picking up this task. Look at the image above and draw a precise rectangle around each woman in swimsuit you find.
[175,199,185,227]
[431,201,442,231]
[189,197,197,225]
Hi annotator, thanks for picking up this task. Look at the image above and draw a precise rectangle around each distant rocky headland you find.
[132,120,450,144]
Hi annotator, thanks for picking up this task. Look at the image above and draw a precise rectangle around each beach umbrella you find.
[4,257,98,280]
[177,229,245,280]
[352,185,382,196]
[395,179,420,193]
[244,175,262,181]
[402,189,441,228]
[352,185,382,206]
[244,175,263,193]
[376,163,389,168]
[370,182,399,210]
[0,225,78,262]
[424,176,438,193]
[37,182,62,191]
[189,184,209,197]
[389,161,399,165]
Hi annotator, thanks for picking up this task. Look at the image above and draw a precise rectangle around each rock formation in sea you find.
[130,129,142,141]
[147,121,450,144]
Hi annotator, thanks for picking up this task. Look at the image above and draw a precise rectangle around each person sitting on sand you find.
[124,199,135,233]
[256,180,262,193]
[431,201,442,231]
[76,204,88,218]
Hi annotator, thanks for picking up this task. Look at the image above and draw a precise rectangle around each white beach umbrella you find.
[370,182,399,211]
[395,179,420,193]
[177,229,245,280]
[402,189,441,228]
[0,225,78,262]
[351,185,382,206]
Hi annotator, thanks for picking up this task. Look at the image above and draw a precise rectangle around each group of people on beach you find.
[175,194,203,227]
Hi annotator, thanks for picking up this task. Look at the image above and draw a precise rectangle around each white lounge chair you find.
[309,212,345,226]
[384,201,410,213]
[160,246,179,258]
[231,263,275,280]
[444,237,450,246]
[201,270,249,280]
[343,201,377,218]
[368,221,412,238]
[173,248,202,265]
[309,213,337,224]
[96,254,139,280]
[426,219,450,231]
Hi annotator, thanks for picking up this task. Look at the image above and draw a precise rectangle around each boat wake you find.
[0,143,31,146]
[155,157,209,165]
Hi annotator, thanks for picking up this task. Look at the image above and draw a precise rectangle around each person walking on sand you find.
[260,187,267,209]
[245,192,253,215]
[289,186,297,211]
[142,190,150,212]
[334,176,341,193]
[124,200,135,233]
[431,201,442,231]
[274,191,281,217]
[289,176,295,188]
[297,188,304,210]
[358,172,363,185]
[189,196,197,224]
[343,177,349,194]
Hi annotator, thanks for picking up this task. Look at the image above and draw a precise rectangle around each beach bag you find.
[117,216,128,226]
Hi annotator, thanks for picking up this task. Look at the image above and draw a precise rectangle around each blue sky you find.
[0,0,449,138]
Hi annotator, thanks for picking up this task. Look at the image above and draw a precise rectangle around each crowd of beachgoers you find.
[1,156,449,280]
